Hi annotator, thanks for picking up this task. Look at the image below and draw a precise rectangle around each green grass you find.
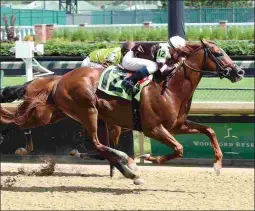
[199,77,253,89]
[1,77,254,102]
[133,131,151,157]
[194,77,254,102]
[52,26,254,42]
[1,76,26,87]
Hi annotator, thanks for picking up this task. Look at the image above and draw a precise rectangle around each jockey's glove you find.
[160,64,168,73]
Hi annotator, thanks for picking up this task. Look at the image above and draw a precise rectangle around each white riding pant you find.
[81,56,104,68]
[121,51,158,74]
[81,56,91,67]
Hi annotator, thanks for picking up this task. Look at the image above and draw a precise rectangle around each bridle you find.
[160,40,236,94]
[182,40,236,79]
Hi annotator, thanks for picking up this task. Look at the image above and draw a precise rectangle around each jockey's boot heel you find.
[121,67,150,94]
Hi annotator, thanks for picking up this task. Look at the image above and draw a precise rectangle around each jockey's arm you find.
[156,45,186,75]
[161,54,186,76]
[156,45,171,73]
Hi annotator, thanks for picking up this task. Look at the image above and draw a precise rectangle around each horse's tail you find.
[0,81,33,103]
[14,80,57,126]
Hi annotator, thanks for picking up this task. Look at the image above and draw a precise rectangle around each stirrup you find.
[122,79,136,95]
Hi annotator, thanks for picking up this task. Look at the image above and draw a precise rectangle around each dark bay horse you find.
[51,40,245,183]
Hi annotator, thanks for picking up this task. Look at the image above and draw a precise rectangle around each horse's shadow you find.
[1,185,204,195]
[0,172,107,178]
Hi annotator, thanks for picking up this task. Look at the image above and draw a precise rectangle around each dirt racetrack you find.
[1,163,254,210]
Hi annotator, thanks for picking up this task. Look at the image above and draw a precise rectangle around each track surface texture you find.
[1,163,254,210]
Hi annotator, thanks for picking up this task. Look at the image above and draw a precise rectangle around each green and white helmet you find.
[168,35,186,49]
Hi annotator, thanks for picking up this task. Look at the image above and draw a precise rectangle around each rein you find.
[161,65,181,95]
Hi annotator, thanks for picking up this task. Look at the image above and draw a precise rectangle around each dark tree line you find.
[159,0,254,8]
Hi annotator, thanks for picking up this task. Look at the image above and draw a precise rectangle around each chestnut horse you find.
[0,76,66,154]
[51,40,245,183]
[0,75,122,177]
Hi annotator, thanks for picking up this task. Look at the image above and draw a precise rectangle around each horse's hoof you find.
[133,178,145,185]
[15,148,27,156]
[213,163,221,176]
[69,149,78,156]
[139,154,151,159]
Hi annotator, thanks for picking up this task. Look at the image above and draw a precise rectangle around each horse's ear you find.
[200,39,207,48]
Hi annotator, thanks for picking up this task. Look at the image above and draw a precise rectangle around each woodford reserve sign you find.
[150,123,254,160]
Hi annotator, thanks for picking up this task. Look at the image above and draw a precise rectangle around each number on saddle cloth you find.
[98,66,150,102]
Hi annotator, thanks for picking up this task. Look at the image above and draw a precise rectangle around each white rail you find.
[0,26,35,41]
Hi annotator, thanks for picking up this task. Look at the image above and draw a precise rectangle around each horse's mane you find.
[174,42,202,57]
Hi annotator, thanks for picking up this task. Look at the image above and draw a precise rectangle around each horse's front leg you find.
[71,105,140,183]
[69,123,123,178]
[15,129,33,155]
[108,125,122,177]
[171,120,223,175]
[69,119,110,160]
[141,125,184,164]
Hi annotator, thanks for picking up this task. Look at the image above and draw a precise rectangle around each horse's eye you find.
[214,52,223,57]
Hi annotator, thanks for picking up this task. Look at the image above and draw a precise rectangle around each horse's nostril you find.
[237,69,245,76]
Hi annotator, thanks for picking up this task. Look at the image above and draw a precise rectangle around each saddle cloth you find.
[98,65,151,102]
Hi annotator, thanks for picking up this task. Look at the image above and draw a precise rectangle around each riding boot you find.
[121,67,150,94]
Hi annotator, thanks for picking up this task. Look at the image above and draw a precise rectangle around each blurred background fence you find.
[0,7,66,26]
[1,6,254,26]
[74,8,254,25]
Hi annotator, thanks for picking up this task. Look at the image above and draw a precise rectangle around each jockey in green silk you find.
[81,47,123,68]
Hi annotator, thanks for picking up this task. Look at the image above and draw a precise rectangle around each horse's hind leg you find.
[0,125,14,145]
[108,125,122,177]
[141,124,184,164]
[0,125,34,155]
[171,120,223,175]
[15,106,54,155]
[15,129,34,155]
